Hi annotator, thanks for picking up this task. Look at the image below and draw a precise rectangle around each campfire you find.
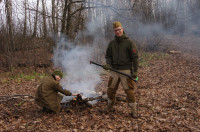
[60,92,127,112]
[61,94,101,112]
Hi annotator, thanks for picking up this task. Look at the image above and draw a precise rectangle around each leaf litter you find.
[0,53,200,131]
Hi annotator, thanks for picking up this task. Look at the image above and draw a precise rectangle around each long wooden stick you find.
[90,61,137,82]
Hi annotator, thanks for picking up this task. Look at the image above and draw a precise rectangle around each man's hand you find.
[131,72,138,78]
[72,93,79,96]
[131,72,138,82]
[103,64,111,70]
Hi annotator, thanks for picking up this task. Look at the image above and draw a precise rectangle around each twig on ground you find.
[0,94,35,98]
[0,94,35,102]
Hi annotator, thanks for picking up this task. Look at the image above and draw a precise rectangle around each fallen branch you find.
[168,50,182,54]
[0,94,35,98]
[0,95,35,102]
[0,97,26,102]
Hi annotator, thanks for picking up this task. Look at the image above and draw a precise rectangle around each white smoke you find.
[53,36,101,98]
[52,3,109,100]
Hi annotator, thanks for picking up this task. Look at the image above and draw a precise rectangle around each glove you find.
[102,64,111,70]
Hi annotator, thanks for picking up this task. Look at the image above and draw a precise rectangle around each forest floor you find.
[0,52,200,132]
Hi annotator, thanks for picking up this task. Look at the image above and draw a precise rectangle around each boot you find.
[129,103,138,118]
[99,98,115,113]
[105,103,115,112]
[42,107,55,114]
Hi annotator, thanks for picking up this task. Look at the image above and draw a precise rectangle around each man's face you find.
[114,27,124,37]
[55,75,61,82]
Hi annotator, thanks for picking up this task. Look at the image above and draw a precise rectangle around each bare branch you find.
[26,7,62,20]
[0,94,35,98]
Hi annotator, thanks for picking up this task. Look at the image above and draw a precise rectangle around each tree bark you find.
[32,0,39,38]
[74,4,84,33]
[5,0,14,72]
[55,0,59,33]
[52,0,56,33]
[66,0,72,38]
[28,4,32,35]
[42,0,47,37]
[61,0,68,33]
[23,0,27,37]
[5,0,14,46]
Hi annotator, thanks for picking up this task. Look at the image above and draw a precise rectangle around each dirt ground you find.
[0,53,200,132]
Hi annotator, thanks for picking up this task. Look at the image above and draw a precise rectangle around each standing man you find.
[103,21,139,118]
[35,70,77,114]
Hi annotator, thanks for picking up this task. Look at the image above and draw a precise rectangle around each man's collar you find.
[51,74,56,80]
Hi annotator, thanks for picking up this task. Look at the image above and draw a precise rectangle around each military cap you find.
[113,21,122,29]
[52,70,63,78]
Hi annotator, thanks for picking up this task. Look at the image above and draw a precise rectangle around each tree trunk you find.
[32,0,39,38]
[66,0,72,38]
[5,0,14,72]
[52,0,56,33]
[47,9,52,33]
[55,0,59,33]
[28,5,32,35]
[61,0,68,33]
[23,0,27,37]
[5,0,14,46]
[74,4,83,33]
[42,0,47,37]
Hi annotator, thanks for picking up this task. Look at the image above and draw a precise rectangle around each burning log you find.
[61,94,95,112]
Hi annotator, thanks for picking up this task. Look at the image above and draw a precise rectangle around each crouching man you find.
[35,70,77,114]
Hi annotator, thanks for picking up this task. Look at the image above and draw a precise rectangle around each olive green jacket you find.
[35,75,71,113]
[105,33,139,72]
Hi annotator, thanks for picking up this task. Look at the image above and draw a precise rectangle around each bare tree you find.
[61,0,68,33]
[52,0,56,33]
[5,0,14,72]
[23,0,27,37]
[65,0,86,39]
[55,0,59,33]
[5,0,14,44]
[66,0,72,37]
[28,4,32,35]
[74,4,84,33]
[42,0,47,37]
[32,0,39,38]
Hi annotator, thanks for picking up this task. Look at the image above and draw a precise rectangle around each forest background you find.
[0,0,200,72]
[0,0,200,131]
